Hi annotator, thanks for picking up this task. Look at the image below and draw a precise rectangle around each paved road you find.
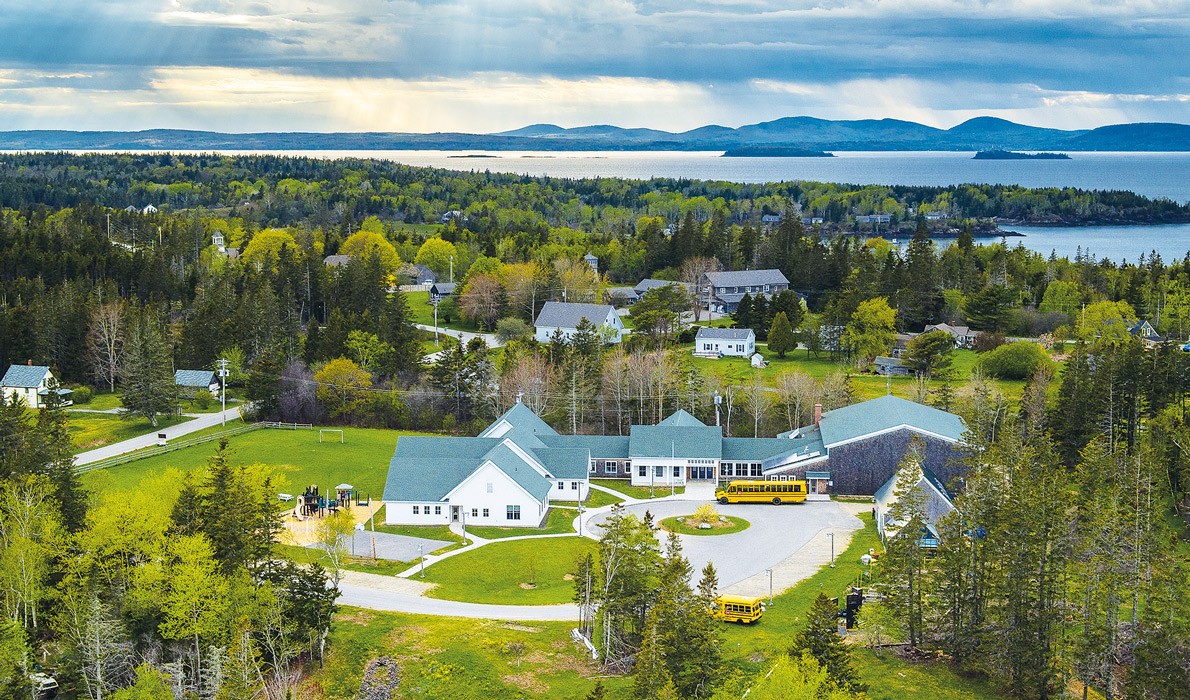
[337,571,581,621]
[585,498,863,592]
[415,323,504,362]
[73,406,246,466]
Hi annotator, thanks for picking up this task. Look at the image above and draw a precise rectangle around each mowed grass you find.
[68,413,192,453]
[466,506,577,540]
[421,537,595,605]
[659,514,750,536]
[591,478,685,500]
[80,426,430,499]
[311,608,623,700]
[552,487,623,508]
[854,648,1007,700]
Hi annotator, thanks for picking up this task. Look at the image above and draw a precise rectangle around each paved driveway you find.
[310,531,454,562]
[586,499,863,589]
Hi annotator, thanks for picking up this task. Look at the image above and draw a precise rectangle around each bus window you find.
[794,484,802,492]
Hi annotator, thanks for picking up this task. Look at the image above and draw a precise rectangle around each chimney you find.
[813,403,823,427]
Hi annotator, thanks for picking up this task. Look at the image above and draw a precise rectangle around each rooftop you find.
[534,301,615,329]
[695,327,755,341]
[818,395,966,447]
[175,369,217,387]
[1,364,50,388]
[704,269,790,288]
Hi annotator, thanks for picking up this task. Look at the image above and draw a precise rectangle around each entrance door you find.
[451,506,460,522]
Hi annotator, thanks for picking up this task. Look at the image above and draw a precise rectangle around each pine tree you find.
[790,593,864,692]
[882,446,928,648]
[120,311,177,428]
[632,609,673,700]
[768,312,796,358]
[583,680,607,700]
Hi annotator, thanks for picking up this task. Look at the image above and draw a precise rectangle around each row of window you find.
[638,465,683,478]
[412,505,442,516]
[590,459,631,475]
[470,507,491,518]
[701,343,747,352]
[410,505,519,520]
[556,481,580,490]
[721,462,764,477]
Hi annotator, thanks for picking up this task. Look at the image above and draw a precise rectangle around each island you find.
[973,150,1071,160]
[722,146,835,157]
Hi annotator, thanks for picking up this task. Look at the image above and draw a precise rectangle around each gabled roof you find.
[657,409,706,427]
[481,401,558,439]
[385,437,552,503]
[530,447,590,479]
[474,442,552,501]
[431,282,456,295]
[704,269,789,288]
[1,365,50,388]
[629,425,723,459]
[817,395,966,447]
[414,264,437,280]
[534,301,615,329]
[175,369,217,387]
[539,434,630,458]
[634,278,688,294]
[695,327,755,341]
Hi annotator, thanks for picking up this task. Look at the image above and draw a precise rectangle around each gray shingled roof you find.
[704,269,789,288]
[431,282,456,295]
[175,369,217,388]
[657,409,706,427]
[695,327,755,341]
[539,434,630,458]
[1,365,50,388]
[818,395,966,447]
[324,254,351,267]
[384,438,551,502]
[534,301,614,329]
[629,425,723,459]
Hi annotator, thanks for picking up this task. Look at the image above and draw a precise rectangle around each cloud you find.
[0,0,1186,131]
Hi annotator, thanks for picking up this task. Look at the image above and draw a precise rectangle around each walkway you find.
[73,405,245,466]
[337,570,580,621]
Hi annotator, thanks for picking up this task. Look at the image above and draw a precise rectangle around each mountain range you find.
[0,117,1186,151]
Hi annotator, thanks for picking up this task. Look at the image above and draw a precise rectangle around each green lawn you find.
[68,413,192,453]
[406,290,476,332]
[466,506,577,539]
[591,478,684,500]
[659,514,750,536]
[421,537,595,605]
[80,425,430,498]
[854,648,1007,700]
[312,608,624,700]
[78,392,122,411]
[552,488,623,509]
[276,543,411,577]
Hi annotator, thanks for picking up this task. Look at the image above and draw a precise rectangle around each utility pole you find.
[449,255,454,283]
[433,300,439,347]
[216,358,230,426]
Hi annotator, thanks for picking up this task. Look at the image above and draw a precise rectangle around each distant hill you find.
[0,118,1186,151]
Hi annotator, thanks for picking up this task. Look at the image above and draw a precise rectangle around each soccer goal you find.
[319,428,345,444]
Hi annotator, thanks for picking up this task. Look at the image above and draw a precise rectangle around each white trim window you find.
[507,505,521,520]
[413,505,420,515]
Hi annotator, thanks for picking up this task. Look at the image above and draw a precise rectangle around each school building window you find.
[482,508,489,517]
[413,505,420,515]
[434,506,441,515]
[507,505,521,520]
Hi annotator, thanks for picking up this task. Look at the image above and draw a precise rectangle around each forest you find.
[0,152,1187,699]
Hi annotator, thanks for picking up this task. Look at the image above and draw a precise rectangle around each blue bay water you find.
[54,148,1190,262]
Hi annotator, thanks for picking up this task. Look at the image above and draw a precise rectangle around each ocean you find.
[52,148,1190,262]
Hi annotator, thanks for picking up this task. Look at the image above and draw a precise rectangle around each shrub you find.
[71,386,93,404]
[972,331,1007,353]
[688,503,720,526]
[192,389,213,409]
[494,317,533,343]
[977,340,1052,379]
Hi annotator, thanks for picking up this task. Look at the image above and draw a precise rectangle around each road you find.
[414,323,504,362]
[73,405,246,466]
[337,571,581,621]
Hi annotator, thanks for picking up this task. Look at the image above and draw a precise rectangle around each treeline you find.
[0,402,338,698]
[876,336,1190,699]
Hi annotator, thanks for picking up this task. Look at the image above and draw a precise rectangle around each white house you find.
[1,364,72,408]
[533,301,623,344]
[923,323,980,349]
[175,369,220,396]
[693,327,755,358]
[383,402,589,527]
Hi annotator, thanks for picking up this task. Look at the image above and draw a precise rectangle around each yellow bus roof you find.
[717,594,764,605]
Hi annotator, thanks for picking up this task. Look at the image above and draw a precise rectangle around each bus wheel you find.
[718,496,729,505]
[772,497,782,505]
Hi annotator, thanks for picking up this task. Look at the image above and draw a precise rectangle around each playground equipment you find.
[297,484,356,518]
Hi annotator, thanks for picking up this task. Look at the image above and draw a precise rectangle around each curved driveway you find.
[585,499,863,592]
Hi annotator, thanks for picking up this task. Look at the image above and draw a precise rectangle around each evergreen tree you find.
[632,608,673,700]
[732,293,754,331]
[120,311,177,428]
[790,593,864,692]
[882,446,928,648]
[768,311,796,358]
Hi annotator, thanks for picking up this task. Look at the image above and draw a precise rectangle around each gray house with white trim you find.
[533,301,623,344]
[694,327,755,358]
[701,269,790,313]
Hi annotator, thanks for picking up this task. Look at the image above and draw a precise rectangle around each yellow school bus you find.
[714,595,765,623]
[715,479,808,505]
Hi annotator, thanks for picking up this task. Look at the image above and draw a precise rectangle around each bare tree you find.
[601,349,632,435]
[910,374,930,404]
[739,372,772,438]
[554,257,599,303]
[503,261,549,321]
[86,301,125,392]
[679,256,721,323]
[458,274,505,328]
[498,352,556,416]
[773,370,817,431]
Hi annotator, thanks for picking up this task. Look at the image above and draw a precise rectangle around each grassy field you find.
[311,609,622,700]
[80,425,426,498]
[420,537,595,605]
[466,506,577,539]
[659,514,750,536]
[68,413,192,453]
[552,487,623,508]
[854,648,1006,700]
[406,290,477,332]
[591,478,685,500]
[277,543,412,577]
[688,345,1028,404]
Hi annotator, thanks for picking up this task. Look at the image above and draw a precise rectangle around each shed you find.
[175,369,220,396]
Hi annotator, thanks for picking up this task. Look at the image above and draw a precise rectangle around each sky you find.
[0,0,1187,133]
